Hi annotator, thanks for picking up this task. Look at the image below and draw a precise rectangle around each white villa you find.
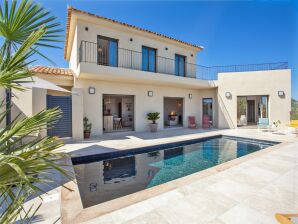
[2,7,291,140]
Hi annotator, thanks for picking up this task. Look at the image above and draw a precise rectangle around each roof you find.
[64,7,203,59]
[30,66,74,77]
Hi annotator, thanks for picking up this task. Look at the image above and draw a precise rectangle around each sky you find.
[32,0,297,99]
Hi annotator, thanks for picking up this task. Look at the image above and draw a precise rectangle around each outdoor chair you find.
[202,115,211,128]
[257,118,270,129]
[188,116,197,128]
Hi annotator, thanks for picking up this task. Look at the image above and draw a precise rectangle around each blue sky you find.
[34,0,297,99]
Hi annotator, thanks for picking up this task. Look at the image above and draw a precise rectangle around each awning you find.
[19,76,70,92]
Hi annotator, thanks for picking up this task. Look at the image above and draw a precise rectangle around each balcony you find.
[79,40,288,80]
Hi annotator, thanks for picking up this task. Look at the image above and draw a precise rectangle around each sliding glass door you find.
[97,36,118,67]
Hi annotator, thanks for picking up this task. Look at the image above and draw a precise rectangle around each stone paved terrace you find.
[22,128,298,224]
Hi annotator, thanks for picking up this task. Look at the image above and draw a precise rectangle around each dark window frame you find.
[175,54,186,77]
[97,35,119,67]
[142,46,157,72]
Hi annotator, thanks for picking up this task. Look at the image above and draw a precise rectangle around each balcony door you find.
[142,46,156,72]
[175,54,186,77]
[97,35,118,67]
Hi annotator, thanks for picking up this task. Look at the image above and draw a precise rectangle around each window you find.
[142,46,156,72]
[97,36,118,67]
[175,54,186,77]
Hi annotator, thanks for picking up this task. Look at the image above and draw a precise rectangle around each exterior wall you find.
[12,88,47,137]
[69,25,78,73]
[0,88,6,129]
[70,17,198,78]
[72,88,84,140]
[73,78,217,137]
[217,69,291,128]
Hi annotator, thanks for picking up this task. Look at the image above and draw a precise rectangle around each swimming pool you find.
[72,135,278,208]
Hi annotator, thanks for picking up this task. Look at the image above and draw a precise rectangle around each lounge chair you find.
[188,116,197,128]
[275,213,298,224]
[257,118,270,129]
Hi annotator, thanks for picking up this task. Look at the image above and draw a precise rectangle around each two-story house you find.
[4,7,291,140]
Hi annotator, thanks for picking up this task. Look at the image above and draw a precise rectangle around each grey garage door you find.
[47,95,72,137]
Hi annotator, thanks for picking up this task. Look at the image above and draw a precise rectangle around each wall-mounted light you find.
[278,91,285,97]
[89,87,95,94]
[130,38,133,42]
[188,93,192,99]
[165,47,168,51]
[225,92,232,99]
[85,27,89,31]
[148,91,153,97]
[89,183,97,192]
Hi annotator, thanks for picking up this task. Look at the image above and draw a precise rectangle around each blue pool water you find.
[72,135,277,208]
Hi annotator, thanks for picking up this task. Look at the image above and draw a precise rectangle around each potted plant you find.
[83,117,92,139]
[272,120,281,130]
[147,112,160,132]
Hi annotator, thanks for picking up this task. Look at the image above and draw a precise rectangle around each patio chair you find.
[202,115,211,128]
[188,116,197,128]
[257,118,270,129]
[275,213,298,224]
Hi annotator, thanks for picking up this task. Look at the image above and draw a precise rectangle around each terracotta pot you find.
[149,123,158,132]
[84,131,91,139]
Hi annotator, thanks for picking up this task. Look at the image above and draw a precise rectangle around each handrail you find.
[79,40,289,80]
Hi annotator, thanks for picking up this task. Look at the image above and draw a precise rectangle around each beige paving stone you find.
[121,211,169,224]
[218,204,276,224]
[155,198,206,224]
[207,179,259,203]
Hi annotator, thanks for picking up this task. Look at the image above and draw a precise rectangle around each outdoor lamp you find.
[89,87,95,94]
[278,91,285,97]
[225,92,232,98]
[148,91,153,97]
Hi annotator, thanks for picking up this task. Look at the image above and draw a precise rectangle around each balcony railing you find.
[79,40,288,80]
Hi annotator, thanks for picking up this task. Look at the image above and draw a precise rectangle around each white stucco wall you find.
[217,69,291,128]
[67,15,200,79]
[0,88,6,129]
[73,78,217,137]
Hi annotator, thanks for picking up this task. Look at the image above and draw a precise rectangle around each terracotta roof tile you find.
[64,6,203,59]
[30,66,74,77]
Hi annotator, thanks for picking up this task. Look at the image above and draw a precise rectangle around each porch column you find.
[72,88,84,140]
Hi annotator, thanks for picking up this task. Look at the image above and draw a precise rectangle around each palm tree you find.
[0,25,70,224]
[0,1,70,223]
[0,0,63,124]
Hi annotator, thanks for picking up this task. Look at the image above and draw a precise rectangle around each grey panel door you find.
[47,95,72,137]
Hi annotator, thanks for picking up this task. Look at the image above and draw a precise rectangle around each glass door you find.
[142,46,156,72]
[202,98,213,128]
[97,36,118,67]
[237,96,247,126]
[175,54,186,77]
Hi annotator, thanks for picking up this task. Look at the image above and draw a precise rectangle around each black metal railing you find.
[79,40,288,80]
